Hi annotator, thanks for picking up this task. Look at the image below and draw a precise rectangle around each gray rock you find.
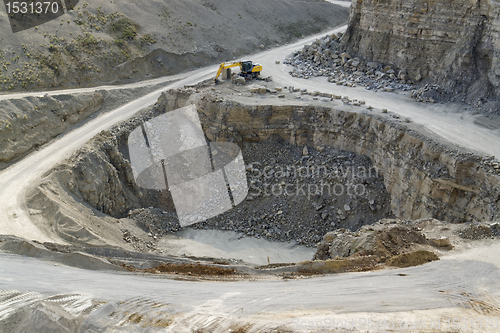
[382,66,392,73]
[234,76,246,85]
[302,146,309,156]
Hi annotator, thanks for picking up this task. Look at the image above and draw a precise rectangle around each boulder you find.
[340,52,351,59]
[234,76,246,85]
[382,66,392,73]
[398,70,408,80]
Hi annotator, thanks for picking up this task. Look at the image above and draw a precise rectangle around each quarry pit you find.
[5,82,496,275]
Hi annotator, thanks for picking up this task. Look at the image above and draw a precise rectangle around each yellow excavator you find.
[214,60,262,83]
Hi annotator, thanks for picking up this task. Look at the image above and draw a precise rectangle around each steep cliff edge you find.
[342,0,500,105]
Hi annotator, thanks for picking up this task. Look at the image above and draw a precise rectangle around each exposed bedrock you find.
[342,0,500,101]
[191,93,500,223]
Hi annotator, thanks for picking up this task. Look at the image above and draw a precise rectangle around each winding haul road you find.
[1,1,500,331]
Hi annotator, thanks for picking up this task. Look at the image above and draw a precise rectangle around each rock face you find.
[0,88,158,168]
[78,89,500,225]
[0,92,104,165]
[199,100,499,224]
[342,0,500,101]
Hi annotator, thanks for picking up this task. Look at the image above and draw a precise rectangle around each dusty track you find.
[1,251,499,331]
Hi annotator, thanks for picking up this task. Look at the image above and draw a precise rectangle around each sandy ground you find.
[158,228,315,266]
[0,252,499,332]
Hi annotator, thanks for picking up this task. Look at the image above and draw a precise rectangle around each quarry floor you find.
[1,18,500,331]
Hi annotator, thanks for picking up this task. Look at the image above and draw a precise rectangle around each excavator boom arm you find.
[214,62,242,81]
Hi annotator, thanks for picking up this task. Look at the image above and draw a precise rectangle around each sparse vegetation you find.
[386,251,439,268]
[109,17,138,40]
[159,6,170,22]
[76,32,99,48]
[0,0,348,91]
[140,34,157,46]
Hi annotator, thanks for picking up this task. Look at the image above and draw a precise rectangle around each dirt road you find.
[1,250,499,331]
[0,66,215,242]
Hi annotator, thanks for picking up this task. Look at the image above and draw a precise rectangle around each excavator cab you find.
[239,60,262,79]
[240,61,254,73]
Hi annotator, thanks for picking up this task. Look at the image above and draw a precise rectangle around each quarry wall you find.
[342,0,500,100]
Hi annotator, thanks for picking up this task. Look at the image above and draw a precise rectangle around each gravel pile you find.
[409,84,451,103]
[128,208,181,238]
[192,139,392,247]
[481,155,500,175]
[458,223,500,240]
[315,221,431,261]
[284,33,415,93]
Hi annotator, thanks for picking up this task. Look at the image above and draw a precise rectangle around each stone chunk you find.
[234,76,246,85]
[250,86,267,94]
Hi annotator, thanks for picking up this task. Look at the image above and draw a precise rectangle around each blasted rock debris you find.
[285,33,416,94]
[192,140,391,247]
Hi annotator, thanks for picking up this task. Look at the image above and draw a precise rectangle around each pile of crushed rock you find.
[284,33,459,104]
[284,33,415,93]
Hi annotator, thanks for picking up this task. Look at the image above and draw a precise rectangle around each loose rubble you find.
[128,208,181,238]
[458,222,500,240]
[284,34,459,105]
[284,33,415,93]
[191,140,392,247]
[410,84,451,103]
[315,218,453,262]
